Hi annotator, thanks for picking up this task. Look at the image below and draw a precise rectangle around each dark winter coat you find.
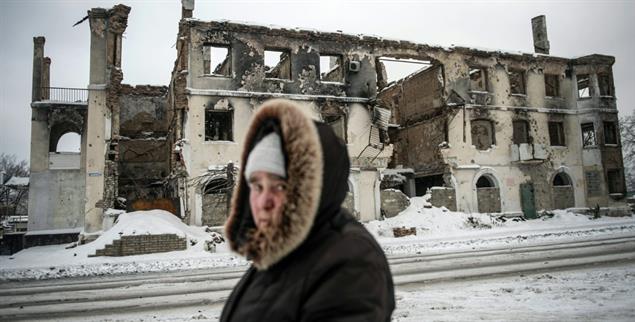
[220,99,395,322]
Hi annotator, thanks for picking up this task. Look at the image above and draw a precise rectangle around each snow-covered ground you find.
[1,198,633,281]
[394,263,635,322]
[35,263,635,322]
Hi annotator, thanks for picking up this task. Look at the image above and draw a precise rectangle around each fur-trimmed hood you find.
[225,99,350,270]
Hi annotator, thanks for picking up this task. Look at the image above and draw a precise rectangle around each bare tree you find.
[620,113,635,193]
[0,153,30,220]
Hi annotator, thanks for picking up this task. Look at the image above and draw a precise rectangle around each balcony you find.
[35,87,88,104]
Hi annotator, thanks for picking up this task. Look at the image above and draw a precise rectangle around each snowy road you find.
[2,233,635,321]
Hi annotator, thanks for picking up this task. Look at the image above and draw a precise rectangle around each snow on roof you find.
[4,176,29,186]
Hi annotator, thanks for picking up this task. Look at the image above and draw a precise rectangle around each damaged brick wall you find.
[116,85,175,214]
[92,233,186,256]
[379,64,452,175]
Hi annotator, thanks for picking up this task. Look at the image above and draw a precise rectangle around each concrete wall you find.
[28,170,84,231]
[431,187,457,211]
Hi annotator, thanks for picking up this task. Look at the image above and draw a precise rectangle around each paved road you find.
[1,233,635,321]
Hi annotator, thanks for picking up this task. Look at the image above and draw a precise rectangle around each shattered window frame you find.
[577,74,591,98]
[512,120,530,144]
[468,66,488,92]
[603,121,618,145]
[264,48,292,80]
[548,121,566,146]
[205,109,233,142]
[202,44,231,77]
[470,119,496,150]
[508,69,526,95]
[544,74,559,97]
[319,54,345,83]
[606,169,624,194]
[581,122,596,147]
[598,72,613,97]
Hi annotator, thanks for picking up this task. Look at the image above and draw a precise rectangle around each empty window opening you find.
[469,67,487,92]
[512,120,530,144]
[508,69,526,95]
[378,57,432,84]
[553,173,572,186]
[581,123,596,147]
[265,49,291,79]
[56,132,81,153]
[548,121,565,146]
[205,110,233,141]
[577,74,590,98]
[320,54,344,83]
[414,174,444,197]
[603,122,618,144]
[204,178,231,194]
[471,119,495,150]
[476,175,495,188]
[607,169,624,194]
[545,74,559,97]
[203,45,231,76]
[598,73,613,96]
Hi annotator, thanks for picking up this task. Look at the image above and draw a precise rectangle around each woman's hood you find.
[225,99,340,270]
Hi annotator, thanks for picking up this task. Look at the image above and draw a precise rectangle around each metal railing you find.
[39,87,88,103]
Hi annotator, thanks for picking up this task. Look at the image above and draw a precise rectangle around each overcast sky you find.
[1,0,634,165]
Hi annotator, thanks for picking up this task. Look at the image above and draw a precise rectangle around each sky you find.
[1,0,634,165]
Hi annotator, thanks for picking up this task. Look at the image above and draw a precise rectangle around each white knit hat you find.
[244,132,286,180]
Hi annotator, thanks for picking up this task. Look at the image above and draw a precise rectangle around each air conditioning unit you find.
[348,60,361,72]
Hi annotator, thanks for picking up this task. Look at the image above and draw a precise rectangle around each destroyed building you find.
[25,2,627,246]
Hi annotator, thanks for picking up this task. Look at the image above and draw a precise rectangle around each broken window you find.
[577,74,590,98]
[320,54,344,83]
[553,173,572,186]
[471,119,495,150]
[544,74,559,97]
[581,122,596,147]
[508,69,526,95]
[603,121,618,145]
[512,120,530,144]
[469,67,487,92]
[548,121,566,146]
[265,49,291,79]
[606,169,624,194]
[377,57,432,83]
[598,72,613,96]
[203,45,231,76]
[205,110,233,141]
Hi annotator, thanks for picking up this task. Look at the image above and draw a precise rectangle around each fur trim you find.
[224,99,323,270]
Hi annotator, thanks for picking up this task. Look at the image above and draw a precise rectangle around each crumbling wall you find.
[117,85,173,214]
[378,64,450,175]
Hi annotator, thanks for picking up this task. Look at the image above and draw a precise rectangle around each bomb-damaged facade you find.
[26,2,627,245]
